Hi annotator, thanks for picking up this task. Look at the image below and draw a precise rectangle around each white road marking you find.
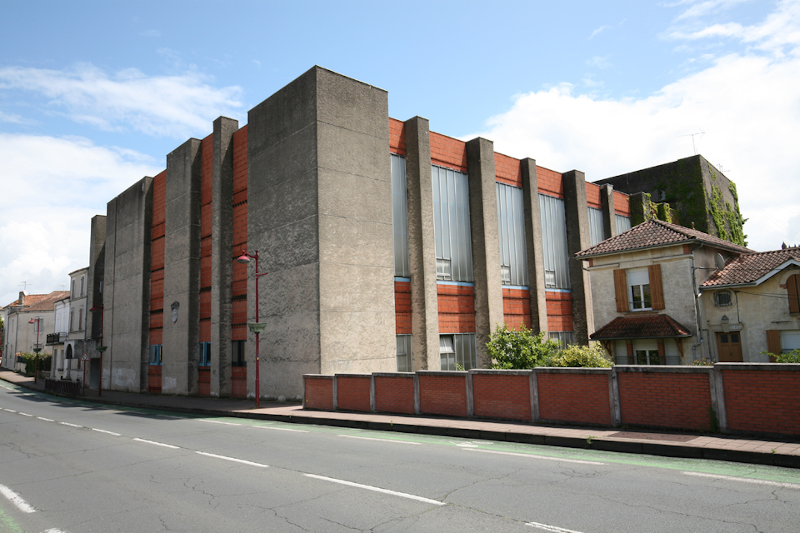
[464,448,605,465]
[91,428,120,436]
[0,484,36,513]
[683,471,800,489]
[42,529,68,533]
[3,409,16,413]
[526,521,584,532]
[36,417,54,422]
[133,438,180,449]
[305,474,445,506]
[19,412,32,417]
[255,425,308,433]
[196,451,269,468]
[59,422,81,428]
[339,435,420,445]
[202,420,240,426]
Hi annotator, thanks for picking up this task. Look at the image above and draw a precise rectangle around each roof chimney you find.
[18,291,26,306]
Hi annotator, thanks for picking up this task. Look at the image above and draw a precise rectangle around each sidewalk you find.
[3,370,799,468]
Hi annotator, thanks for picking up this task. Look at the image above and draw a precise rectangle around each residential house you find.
[1,291,69,370]
[700,246,800,361]
[575,219,751,364]
[48,295,70,378]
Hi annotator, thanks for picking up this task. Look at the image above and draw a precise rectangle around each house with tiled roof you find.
[576,219,751,364]
[1,290,70,370]
[700,247,800,360]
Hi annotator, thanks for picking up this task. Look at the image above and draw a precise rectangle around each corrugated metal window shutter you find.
[788,274,800,314]
[613,269,629,312]
[766,330,781,361]
[649,264,665,310]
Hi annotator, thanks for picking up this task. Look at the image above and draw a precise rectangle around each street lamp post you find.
[235,250,268,408]
[28,317,43,384]
[90,306,105,396]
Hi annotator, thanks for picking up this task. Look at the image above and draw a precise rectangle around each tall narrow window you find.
[198,342,211,366]
[788,274,800,314]
[628,268,651,310]
[615,214,631,234]
[148,345,162,365]
[396,334,412,372]
[497,183,528,286]
[80,276,85,297]
[588,207,604,246]
[439,333,477,370]
[391,154,410,277]
[78,308,83,331]
[231,340,246,367]
[539,194,570,289]
[432,165,473,282]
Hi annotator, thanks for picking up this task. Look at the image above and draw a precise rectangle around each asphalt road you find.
[1,381,799,533]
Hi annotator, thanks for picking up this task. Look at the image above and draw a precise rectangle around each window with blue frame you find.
[148,345,162,366]
[198,342,211,367]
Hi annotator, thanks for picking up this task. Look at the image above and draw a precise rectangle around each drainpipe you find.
[690,244,705,361]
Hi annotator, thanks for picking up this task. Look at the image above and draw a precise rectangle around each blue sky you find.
[1,0,798,307]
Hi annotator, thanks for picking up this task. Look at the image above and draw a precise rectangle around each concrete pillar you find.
[404,116,440,370]
[103,177,153,392]
[247,66,394,400]
[465,138,504,367]
[162,139,202,395]
[87,215,107,341]
[210,116,238,398]
[600,184,617,240]
[520,159,549,334]
[629,191,649,226]
[562,170,594,345]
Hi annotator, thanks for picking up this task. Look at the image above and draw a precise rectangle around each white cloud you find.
[466,51,800,252]
[590,25,612,39]
[0,134,162,306]
[673,0,751,21]
[0,64,245,138]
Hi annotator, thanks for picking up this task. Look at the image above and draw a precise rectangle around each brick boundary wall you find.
[720,364,800,436]
[617,367,714,432]
[537,369,613,426]
[374,373,417,415]
[304,364,800,438]
[418,372,469,417]
[471,371,531,421]
[303,375,334,410]
[336,374,371,412]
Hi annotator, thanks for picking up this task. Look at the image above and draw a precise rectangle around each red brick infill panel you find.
[375,374,416,415]
[336,375,372,412]
[618,368,712,431]
[419,372,468,417]
[304,375,334,410]
[472,371,531,421]
[721,365,800,437]
[537,370,612,426]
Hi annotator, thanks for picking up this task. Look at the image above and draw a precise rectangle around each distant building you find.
[1,291,69,369]
[594,154,746,247]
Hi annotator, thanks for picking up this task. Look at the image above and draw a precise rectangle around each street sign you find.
[81,354,90,362]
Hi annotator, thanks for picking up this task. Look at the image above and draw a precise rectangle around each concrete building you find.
[700,246,800,361]
[594,154,746,246]
[1,291,69,369]
[95,66,632,400]
[576,220,751,364]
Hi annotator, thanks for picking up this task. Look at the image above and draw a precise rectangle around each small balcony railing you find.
[46,332,68,345]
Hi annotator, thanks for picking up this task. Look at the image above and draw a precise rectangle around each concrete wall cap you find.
[614,365,711,374]
[469,369,533,376]
[304,374,334,380]
[534,367,612,375]
[372,372,415,378]
[417,371,467,377]
[334,373,373,378]
[716,363,800,372]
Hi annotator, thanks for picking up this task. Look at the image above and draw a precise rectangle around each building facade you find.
[95,66,632,400]
[1,291,69,369]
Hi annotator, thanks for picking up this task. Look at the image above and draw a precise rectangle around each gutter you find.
[690,244,706,361]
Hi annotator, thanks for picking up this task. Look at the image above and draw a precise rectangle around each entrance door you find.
[717,332,743,362]
[90,359,100,388]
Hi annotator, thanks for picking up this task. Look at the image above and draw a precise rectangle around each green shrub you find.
[20,352,51,375]
[487,323,562,369]
[545,344,613,368]
[691,358,714,366]
[761,349,800,363]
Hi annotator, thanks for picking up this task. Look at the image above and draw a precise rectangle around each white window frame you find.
[628,268,652,311]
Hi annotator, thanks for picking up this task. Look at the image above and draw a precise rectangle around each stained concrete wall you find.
[520,159,549,334]
[104,177,153,392]
[87,215,106,341]
[563,170,594,345]
[247,66,395,400]
[162,139,202,395]
[210,117,238,397]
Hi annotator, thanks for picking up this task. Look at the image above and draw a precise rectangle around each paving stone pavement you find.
[2,370,798,468]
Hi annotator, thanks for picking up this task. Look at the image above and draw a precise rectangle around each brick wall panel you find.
[304,377,334,410]
[473,374,531,420]
[395,281,412,335]
[375,375,415,414]
[438,285,476,333]
[430,132,468,172]
[419,374,468,417]
[723,370,800,436]
[495,153,522,187]
[537,166,563,198]
[618,372,712,431]
[538,373,612,425]
[336,376,371,412]
[389,118,406,155]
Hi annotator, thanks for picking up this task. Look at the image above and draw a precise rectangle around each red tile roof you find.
[590,314,692,340]
[3,291,70,312]
[576,219,752,258]
[701,247,800,287]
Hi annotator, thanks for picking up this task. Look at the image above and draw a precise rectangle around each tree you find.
[487,323,561,369]
[546,344,613,368]
[761,349,800,363]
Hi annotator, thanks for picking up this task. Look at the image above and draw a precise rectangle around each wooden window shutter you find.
[788,274,800,314]
[613,269,629,312]
[649,264,665,310]
[766,330,781,361]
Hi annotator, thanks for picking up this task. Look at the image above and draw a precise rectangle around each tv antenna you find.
[680,130,705,155]
[19,281,33,291]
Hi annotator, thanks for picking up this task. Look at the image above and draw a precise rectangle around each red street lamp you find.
[28,317,43,384]
[235,250,268,408]
[90,306,105,397]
